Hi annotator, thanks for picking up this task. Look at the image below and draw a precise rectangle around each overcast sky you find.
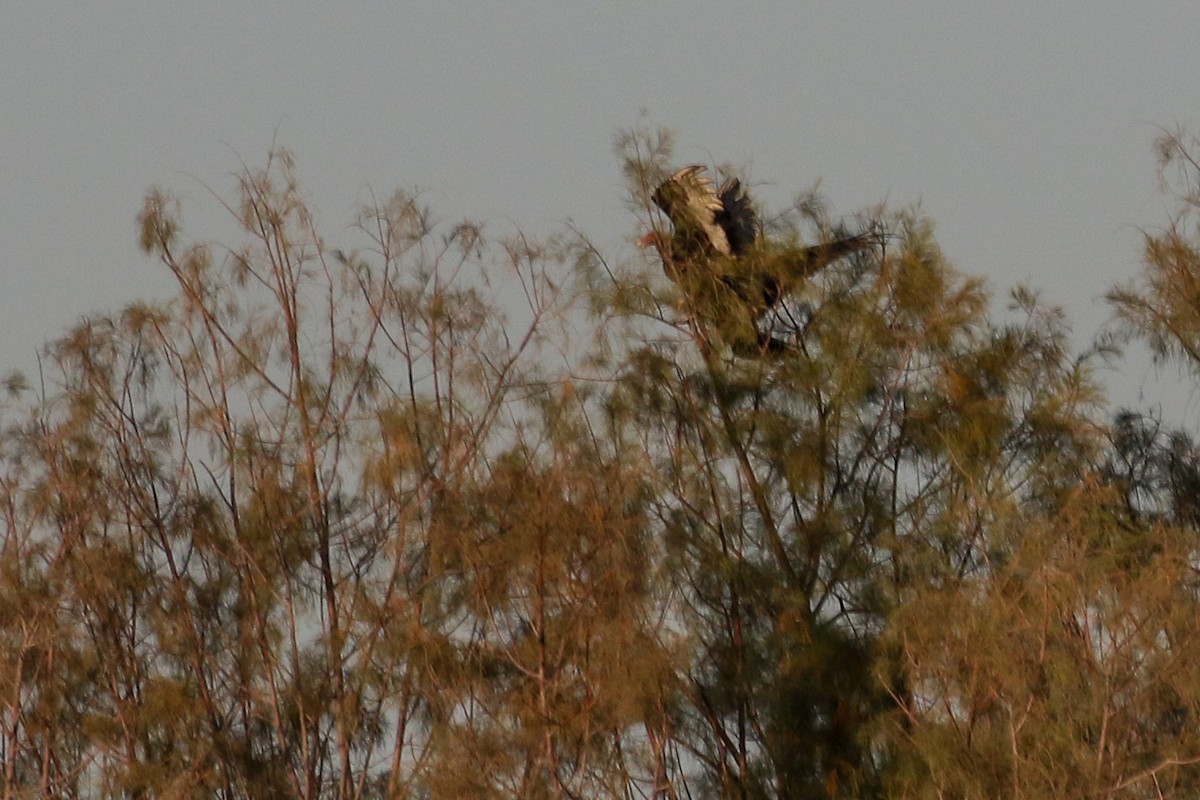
[4,4,1198,416]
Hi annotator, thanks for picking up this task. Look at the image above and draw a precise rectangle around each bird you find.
[637,165,750,263]
[639,165,880,311]
[643,165,888,352]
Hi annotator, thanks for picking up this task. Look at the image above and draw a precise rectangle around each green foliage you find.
[2,127,1200,799]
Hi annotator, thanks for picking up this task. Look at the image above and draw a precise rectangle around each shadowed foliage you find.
[1,129,1200,798]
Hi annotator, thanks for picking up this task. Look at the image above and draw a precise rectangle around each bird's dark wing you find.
[651,166,730,255]
[791,231,880,277]
[715,178,759,256]
[746,231,882,312]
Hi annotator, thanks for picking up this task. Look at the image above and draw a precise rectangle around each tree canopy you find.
[2,130,1200,798]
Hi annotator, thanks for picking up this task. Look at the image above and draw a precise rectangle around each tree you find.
[587,129,1121,798]
[0,149,677,799]
[876,129,1200,800]
[4,127,1200,799]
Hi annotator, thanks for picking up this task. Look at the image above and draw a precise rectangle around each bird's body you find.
[642,165,877,291]
[639,164,883,355]
[639,166,754,264]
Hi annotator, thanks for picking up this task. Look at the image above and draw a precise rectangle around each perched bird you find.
[639,165,879,312]
[638,165,752,263]
[639,165,883,354]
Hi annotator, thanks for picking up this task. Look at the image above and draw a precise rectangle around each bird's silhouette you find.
[639,165,882,354]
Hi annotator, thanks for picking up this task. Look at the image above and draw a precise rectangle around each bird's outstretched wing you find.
[745,231,884,312]
[651,165,730,255]
[789,231,882,278]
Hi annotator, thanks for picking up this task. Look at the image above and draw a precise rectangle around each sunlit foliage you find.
[1,130,1200,799]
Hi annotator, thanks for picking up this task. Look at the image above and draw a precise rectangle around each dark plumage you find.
[640,165,882,324]
[638,165,751,264]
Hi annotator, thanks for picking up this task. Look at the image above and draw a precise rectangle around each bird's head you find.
[637,230,663,250]
[639,229,690,281]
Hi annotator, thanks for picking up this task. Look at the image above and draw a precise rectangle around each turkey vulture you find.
[639,165,880,311]
[637,165,752,262]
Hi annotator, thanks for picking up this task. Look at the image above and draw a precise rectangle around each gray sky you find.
[4,4,1198,415]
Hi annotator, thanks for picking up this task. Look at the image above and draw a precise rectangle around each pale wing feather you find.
[652,166,731,255]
